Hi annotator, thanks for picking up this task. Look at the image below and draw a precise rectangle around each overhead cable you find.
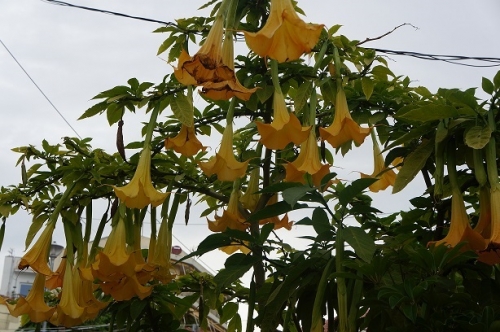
[41,0,500,68]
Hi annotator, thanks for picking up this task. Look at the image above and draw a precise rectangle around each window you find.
[19,283,32,296]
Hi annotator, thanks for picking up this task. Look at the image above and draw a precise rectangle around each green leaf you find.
[294,81,312,113]
[338,178,377,207]
[228,313,242,332]
[106,104,124,126]
[180,233,232,261]
[220,302,239,324]
[371,65,394,80]
[130,300,147,321]
[282,185,314,207]
[93,85,131,100]
[320,80,336,105]
[214,255,256,289]
[385,122,434,149]
[397,104,462,122]
[0,206,10,218]
[361,77,374,100]
[482,77,495,95]
[78,101,107,120]
[247,201,302,223]
[259,223,275,244]
[198,0,218,10]
[368,112,386,125]
[328,24,342,36]
[464,125,491,149]
[170,92,194,127]
[25,217,45,250]
[312,208,331,235]
[258,181,302,194]
[393,138,434,193]
[494,70,500,89]
[343,226,376,263]
[256,84,274,103]
[157,34,178,56]
[414,86,432,98]
[26,163,42,180]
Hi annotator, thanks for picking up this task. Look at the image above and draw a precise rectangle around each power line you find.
[0,38,82,139]
[42,0,175,26]
[41,0,500,68]
[372,48,500,68]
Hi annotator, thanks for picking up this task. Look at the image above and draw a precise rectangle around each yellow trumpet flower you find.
[240,168,260,211]
[18,222,55,276]
[220,242,251,255]
[360,136,397,192]
[165,124,206,157]
[200,33,258,101]
[199,122,249,181]
[285,130,331,188]
[208,190,249,232]
[259,196,293,230]
[55,261,85,321]
[173,49,197,86]
[46,253,66,290]
[320,88,370,148]
[182,16,233,84]
[244,0,323,62]
[256,90,310,150]
[113,147,169,209]
[429,189,486,251]
[6,273,55,323]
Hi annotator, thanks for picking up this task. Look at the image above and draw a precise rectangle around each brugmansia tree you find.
[1,0,500,331]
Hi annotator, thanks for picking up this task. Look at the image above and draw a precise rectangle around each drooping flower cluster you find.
[174,14,257,101]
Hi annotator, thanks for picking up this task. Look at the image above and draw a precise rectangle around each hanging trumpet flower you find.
[244,0,324,62]
[360,131,397,193]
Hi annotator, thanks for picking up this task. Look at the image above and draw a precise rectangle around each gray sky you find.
[1,0,499,275]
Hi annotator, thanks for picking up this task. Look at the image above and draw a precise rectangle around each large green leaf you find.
[393,138,434,193]
[494,70,500,88]
[338,178,377,207]
[397,104,460,122]
[215,254,257,289]
[179,233,232,261]
[464,125,491,149]
[282,185,314,207]
[247,201,306,223]
[170,92,194,127]
[312,207,332,236]
[294,81,313,113]
[227,313,242,332]
[361,77,374,100]
[220,302,239,325]
[343,226,376,263]
[482,77,495,95]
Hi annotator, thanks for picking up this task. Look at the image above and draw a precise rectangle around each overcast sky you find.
[1,0,499,277]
